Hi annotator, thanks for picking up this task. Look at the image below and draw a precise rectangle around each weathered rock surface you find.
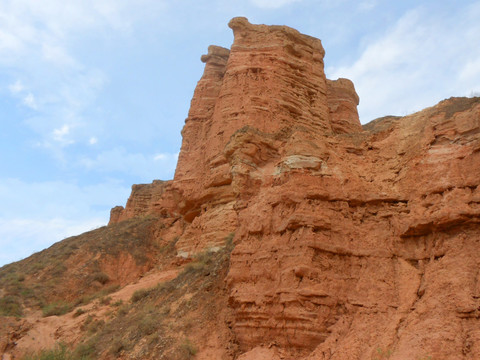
[3,17,478,360]
[109,17,480,359]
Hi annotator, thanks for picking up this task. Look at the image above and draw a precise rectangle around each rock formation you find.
[108,17,480,359]
[4,17,478,360]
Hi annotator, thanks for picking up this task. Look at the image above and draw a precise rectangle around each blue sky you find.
[1,0,479,266]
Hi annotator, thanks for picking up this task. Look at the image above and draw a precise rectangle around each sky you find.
[1,0,479,266]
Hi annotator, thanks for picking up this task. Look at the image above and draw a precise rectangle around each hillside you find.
[1,17,480,360]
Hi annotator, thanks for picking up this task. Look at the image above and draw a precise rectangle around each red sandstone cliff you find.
[40,17,480,359]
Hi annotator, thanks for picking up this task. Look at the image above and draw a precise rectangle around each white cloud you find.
[154,152,178,161]
[0,0,165,158]
[154,153,167,161]
[89,137,98,145]
[0,217,105,266]
[42,42,77,67]
[8,80,24,94]
[327,4,480,122]
[249,0,301,9]
[23,93,38,109]
[80,148,178,181]
[52,124,75,145]
[0,177,131,265]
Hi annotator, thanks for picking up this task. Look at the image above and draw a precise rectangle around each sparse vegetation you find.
[225,232,235,246]
[20,342,93,360]
[0,215,164,316]
[0,295,23,317]
[373,348,392,360]
[182,250,214,274]
[179,338,198,358]
[73,308,86,318]
[85,318,105,334]
[131,287,154,303]
[2,218,236,359]
[112,299,123,307]
[109,337,129,356]
[91,272,110,285]
[42,301,73,317]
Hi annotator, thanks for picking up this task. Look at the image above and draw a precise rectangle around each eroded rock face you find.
[109,18,480,360]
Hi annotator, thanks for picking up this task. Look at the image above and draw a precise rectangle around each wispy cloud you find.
[23,93,38,109]
[0,177,131,265]
[0,217,105,266]
[80,148,178,181]
[8,80,24,94]
[154,152,179,162]
[0,0,164,158]
[327,3,480,121]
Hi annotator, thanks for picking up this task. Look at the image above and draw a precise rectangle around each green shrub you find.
[130,288,153,303]
[86,319,105,334]
[42,302,73,317]
[0,295,23,317]
[109,338,130,356]
[374,347,392,360]
[73,308,86,318]
[73,340,96,359]
[20,342,87,360]
[179,338,197,358]
[91,272,110,285]
[225,232,235,246]
[138,316,159,336]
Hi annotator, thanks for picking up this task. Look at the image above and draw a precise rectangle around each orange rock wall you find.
[109,18,480,360]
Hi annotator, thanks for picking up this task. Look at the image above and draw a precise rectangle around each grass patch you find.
[130,287,154,303]
[0,295,23,317]
[179,338,197,358]
[225,232,235,246]
[91,272,110,285]
[42,301,73,317]
[374,347,392,360]
[109,338,130,356]
[73,308,86,318]
[20,342,94,360]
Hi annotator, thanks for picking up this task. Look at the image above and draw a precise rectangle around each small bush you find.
[74,340,96,359]
[86,319,105,334]
[109,337,131,356]
[73,308,86,318]
[21,342,76,360]
[117,304,129,316]
[138,316,159,336]
[183,261,207,274]
[179,338,197,358]
[225,232,235,246]
[130,288,153,303]
[98,284,120,296]
[91,272,110,285]
[0,295,23,317]
[42,301,73,317]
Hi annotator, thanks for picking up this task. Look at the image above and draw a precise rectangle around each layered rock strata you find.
[109,17,480,360]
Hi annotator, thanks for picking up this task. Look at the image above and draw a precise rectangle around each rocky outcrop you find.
[109,180,180,224]
[107,18,480,360]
